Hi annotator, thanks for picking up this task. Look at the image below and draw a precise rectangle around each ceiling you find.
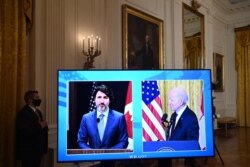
[214,0,250,13]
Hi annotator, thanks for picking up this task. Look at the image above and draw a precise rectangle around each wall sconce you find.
[82,35,101,69]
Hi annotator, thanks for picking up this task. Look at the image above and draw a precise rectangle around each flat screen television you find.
[57,69,214,162]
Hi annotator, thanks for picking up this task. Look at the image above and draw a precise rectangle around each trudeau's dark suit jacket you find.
[168,106,199,141]
[16,105,48,162]
[77,109,128,149]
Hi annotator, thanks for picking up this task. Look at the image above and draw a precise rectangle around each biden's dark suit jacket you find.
[168,106,199,141]
[77,109,128,149]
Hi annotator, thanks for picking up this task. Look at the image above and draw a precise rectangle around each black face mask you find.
[33,99,42,106]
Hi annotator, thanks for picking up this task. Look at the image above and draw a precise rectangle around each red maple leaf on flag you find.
[124,81,133,138]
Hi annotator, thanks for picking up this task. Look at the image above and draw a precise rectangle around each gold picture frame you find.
[122,5,164,69]
[213,53,224,92]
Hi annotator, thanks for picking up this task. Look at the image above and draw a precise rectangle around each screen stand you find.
[204,142,224,165]
[204,97,224,165]
[214,143,224,165]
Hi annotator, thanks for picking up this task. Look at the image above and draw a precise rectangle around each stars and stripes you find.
[89,82,97,111]
[142,81,165,141]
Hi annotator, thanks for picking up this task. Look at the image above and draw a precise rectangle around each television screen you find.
[57,69,214,162]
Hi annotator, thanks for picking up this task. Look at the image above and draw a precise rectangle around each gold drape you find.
[0,0,32,166]
[235,29,250,127]
[184,36,201,69]
[158,80,203,120]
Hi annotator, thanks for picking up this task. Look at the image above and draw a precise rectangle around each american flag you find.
[89,82,97,111]
[142,81,166,141]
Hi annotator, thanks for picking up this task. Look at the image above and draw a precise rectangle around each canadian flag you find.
[124,82,133,149]
[199,91,206,150]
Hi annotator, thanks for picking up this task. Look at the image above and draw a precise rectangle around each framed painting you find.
[122,5,164,69]
[213,53,224,92]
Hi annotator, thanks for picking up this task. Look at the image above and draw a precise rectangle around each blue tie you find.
[98,114,105,141]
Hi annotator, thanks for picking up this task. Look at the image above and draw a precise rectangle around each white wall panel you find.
[64,0,78,69]
[45,0,65,127]
[173,0,183,68]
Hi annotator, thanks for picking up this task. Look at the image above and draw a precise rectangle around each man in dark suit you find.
[167,87,199,141]
[16,90,48,167]
[77,84,128,149]
[159,87,199,167]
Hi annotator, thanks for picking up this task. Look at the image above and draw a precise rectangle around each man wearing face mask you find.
[16,90,48,167]
[77,84,128,149]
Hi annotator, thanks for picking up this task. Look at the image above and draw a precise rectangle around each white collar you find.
[175,105,187,124]
[28,105,37,112]
[176,105,187,116]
